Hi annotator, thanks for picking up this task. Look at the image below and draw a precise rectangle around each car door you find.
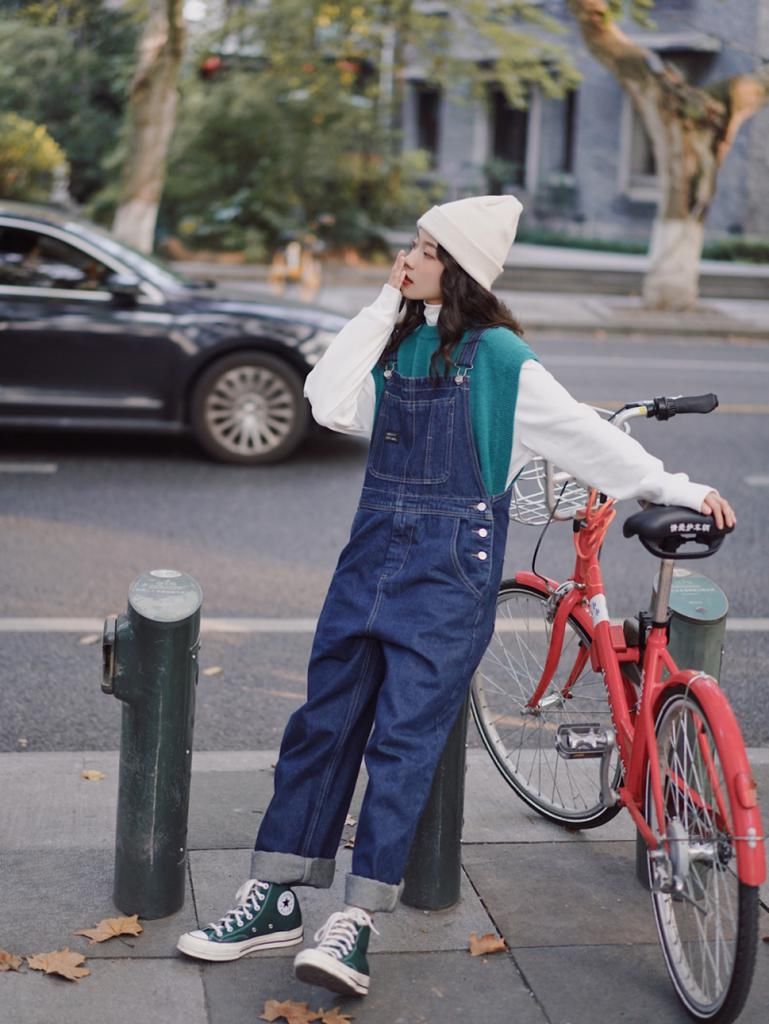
[0,222,181,425]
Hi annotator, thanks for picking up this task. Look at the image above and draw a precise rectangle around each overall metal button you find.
[477,528,488,538]
[476,502,487,511]
[477,551,488,561]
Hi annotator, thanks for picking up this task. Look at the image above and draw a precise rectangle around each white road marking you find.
[0,462,57,474]
[745,475,769,486]
[546,355,769,373]
[0,617,767,634]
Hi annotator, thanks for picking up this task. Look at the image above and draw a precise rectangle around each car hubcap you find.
[205,365,295,456]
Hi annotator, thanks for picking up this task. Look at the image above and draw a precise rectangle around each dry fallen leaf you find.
[16,738,28,749]
[319,1008,354,1023]
[342,834,355,849]
[80,770,106,782]
[0,949,23,972]
[260,1001,319,1024]
[468,931,507,957]
[78,634,100,646]
[344,815,357,827]
[202,666,223,677]
[73,915,142,944]
[27,949,90,981]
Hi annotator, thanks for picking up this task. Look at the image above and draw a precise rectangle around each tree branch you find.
[566,0,653,85]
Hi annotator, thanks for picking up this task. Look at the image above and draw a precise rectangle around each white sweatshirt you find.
[304,284,713,511]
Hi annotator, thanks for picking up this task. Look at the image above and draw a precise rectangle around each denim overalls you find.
[252,330,512,911]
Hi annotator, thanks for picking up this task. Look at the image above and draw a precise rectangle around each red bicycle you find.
[471,394,765,1023]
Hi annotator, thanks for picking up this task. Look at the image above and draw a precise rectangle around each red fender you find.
[657,671,766,886]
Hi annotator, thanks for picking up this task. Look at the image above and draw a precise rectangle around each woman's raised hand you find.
[388,250,407,291]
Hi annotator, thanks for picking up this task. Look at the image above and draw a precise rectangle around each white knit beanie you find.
[417,194,523,291]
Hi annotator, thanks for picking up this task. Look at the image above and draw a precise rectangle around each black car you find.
[0,202,347,463]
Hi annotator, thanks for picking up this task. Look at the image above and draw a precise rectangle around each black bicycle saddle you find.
[622,504,733,560]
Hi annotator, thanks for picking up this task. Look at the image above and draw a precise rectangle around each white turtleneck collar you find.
[424,302,441,326]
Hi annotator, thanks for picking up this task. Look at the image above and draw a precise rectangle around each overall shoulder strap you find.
[455,328,486,369]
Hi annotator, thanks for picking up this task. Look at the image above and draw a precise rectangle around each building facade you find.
[400,0,769,242]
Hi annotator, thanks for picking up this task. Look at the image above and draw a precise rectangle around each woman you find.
[177,195,734,996]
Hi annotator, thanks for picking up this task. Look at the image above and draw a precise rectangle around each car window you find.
[0,226,112,291]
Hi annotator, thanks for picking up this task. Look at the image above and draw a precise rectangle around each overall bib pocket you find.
[370,391,455,484]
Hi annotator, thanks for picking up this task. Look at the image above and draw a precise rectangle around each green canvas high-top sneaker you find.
[177,879,302,961]
[294,907,376,996]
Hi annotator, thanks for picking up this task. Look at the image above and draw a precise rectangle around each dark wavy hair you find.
[381,245,525,379]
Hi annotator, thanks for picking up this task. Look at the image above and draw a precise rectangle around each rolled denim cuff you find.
[345,873,404,913]
[250,850,335,889]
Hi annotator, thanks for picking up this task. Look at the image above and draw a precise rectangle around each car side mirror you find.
[106,273,142,300]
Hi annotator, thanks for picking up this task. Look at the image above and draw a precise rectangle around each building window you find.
[414,83,442,167]
[488,86,528,189]
[561,89,577,175]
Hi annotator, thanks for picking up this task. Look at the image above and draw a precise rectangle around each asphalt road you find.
[1,321,768,752]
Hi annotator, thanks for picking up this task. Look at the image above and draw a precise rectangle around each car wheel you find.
[190,352,309,464]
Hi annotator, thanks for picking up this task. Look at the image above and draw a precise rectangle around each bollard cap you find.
[128,570,203,624]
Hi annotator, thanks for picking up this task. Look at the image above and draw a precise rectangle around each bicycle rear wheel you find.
[645,686,759,1022]
[470,581,621,828]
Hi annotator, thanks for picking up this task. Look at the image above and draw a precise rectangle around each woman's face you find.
[402,228,444,304]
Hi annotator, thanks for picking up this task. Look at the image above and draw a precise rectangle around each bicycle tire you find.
[470,581,622,828]
[645,685,759,1023]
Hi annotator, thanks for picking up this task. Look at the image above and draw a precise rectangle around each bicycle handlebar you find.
[646,394,719,420]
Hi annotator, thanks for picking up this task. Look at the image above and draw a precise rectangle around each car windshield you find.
[64,220,193,291]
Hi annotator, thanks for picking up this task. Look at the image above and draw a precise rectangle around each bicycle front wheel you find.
[470,581,621,828]
[645,686,759,1022]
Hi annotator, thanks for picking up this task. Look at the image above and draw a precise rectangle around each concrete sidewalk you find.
[1,748,767,1024]
[173,257,769,341]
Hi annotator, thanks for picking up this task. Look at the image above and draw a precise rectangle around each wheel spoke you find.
[646,689,756,1019]
[471,585,619,826]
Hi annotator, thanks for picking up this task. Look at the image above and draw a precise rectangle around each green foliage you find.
[0,112,66,200]
[160,0,578,252]
[162,62,444,253]
[0,6,138,202]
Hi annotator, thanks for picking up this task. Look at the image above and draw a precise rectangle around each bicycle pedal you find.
[555,723,613,759]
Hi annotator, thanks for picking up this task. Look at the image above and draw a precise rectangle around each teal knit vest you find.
[372,324,538,496]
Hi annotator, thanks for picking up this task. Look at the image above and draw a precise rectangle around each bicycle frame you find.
[514,489,765,886]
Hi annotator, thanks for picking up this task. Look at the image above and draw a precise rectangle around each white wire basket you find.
[509,407,631,526]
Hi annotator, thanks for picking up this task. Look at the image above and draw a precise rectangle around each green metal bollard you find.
[402,691,470,911]
[102,569,202,919]
[636,569,729,889]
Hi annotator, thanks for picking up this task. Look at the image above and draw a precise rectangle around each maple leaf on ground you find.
[319,1008,355,1023]
[344,815,357,827]
[260,1000,320,1024]
[73,915,142,944]
[0,949,23,972]
[468,931,507,957]
[342,834,356,849]
[80,770,106,782]
[26,949,90,981]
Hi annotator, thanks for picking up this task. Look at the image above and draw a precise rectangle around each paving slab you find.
[0,849,193,959]
[514,942,769,1024]
[187,849,497,956]
[202,949,547,1024]
[463,748,636,844]
[1,958,207,1024]
[463,840,659,947]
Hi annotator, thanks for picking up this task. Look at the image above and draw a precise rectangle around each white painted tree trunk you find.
[643,219,704,311]
[112,1,184,253]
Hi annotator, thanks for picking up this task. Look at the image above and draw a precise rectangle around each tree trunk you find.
[567,0,769,310]
[112,0,185,253]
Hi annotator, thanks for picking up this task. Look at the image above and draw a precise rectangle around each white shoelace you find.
[207,879,269,937]
[313,909,378,960]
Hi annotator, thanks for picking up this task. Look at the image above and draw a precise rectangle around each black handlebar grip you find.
[654,394,719,419]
